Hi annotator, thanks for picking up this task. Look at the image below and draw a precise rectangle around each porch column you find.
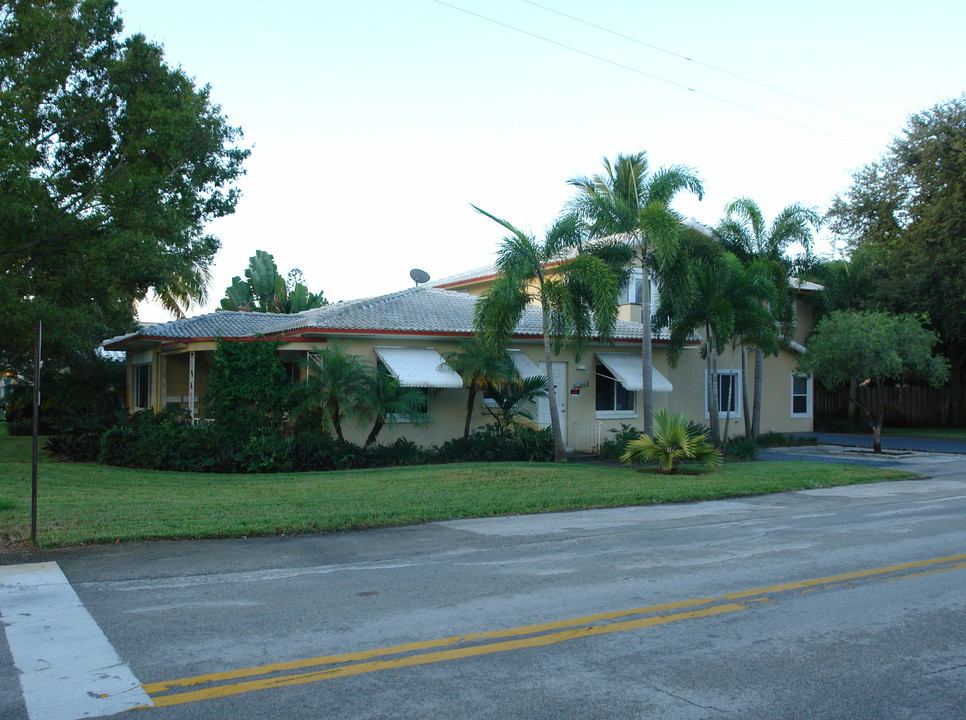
[188,351,196,419]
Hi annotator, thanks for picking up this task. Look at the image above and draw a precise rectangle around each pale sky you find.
[118,0,966,320]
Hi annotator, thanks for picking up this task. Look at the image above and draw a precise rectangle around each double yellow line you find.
[140,552,966,709]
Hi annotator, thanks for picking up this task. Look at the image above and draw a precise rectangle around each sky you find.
[117,0,966,320]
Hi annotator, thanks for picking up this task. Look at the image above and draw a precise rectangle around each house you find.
[102,267,819,451]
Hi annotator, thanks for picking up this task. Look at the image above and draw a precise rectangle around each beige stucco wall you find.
[125,326,814,449]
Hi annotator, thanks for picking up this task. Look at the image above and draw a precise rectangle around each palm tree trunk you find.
[752,347,763,439]
[707,326,720,445]
[363,415,384,449]
[641,260,653,436]
[542,321,566,463]
[463,387,477,439]
[741,344,751,437]
[722,344,735,448]
[330,395,344,442]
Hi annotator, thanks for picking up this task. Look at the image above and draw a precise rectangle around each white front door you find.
[538,361,568,446]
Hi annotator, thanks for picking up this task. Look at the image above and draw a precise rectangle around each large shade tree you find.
[826,95,966,421]
[472,207,624,462]
[0,0,249,372]
[569,152,704,435]
[716,197,820,438]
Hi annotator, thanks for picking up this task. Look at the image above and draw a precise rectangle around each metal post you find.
[31,320,41,545]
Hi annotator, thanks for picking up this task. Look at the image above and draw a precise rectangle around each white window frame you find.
[595,362,637,419]
[791,373,812,418]
[704,370,742,418]
[619,269,660,318]
[390,387,430,423]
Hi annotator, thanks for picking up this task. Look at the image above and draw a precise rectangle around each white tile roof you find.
[104,287,652,349]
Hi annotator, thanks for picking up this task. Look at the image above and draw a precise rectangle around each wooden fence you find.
[815,384,966,428]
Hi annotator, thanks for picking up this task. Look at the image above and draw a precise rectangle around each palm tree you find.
[621,408,721,474]
[442,340,517,439]
[658,238,757,445]
[569,152,704,435]
[472,207,622,462]
[357,365,429,449]
[309,342,369,442]
[152,257,212,319]
[716,198,819,437]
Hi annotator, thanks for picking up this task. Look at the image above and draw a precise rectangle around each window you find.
[378,361,430,422]
[596,363,635,415]
[619,269,644,305]
[618,269,660,318]
[791,373,812,418]
[283,362,301,382]
[705,370,741,418]
[133,363,152,410]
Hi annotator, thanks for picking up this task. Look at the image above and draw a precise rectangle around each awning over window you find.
[507,349,542,380]
[596,352,673,393]
[374,347,464,388]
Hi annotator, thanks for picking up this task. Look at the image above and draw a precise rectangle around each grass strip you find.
[0,439,915,548]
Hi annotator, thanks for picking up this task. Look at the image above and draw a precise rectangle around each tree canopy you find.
[797,311,949,451]
[826,95,966,417]
[472,206,625,462]
[568,151,703,435]
[0,0,249,371]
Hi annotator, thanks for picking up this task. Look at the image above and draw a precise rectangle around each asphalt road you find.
[2,448,965,719]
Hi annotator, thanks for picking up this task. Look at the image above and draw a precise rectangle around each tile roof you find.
[103,287,651,348]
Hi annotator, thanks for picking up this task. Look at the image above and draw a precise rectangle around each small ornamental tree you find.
[797,311,950,451]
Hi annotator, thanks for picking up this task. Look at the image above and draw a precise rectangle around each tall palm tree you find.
[472,207,622,462]
[658,238,770,445]
[569,152,704,435]
[716,198,819,437]
[442,340,517,439]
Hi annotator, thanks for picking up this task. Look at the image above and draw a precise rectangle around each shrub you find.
[513,424,554,462]
[366,438,426,467]
[622,409,722,474]
[756,431,817,447]
[723,436,759,462]
[598,424,643,462]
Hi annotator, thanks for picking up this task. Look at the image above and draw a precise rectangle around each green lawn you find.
[0,434,916,549]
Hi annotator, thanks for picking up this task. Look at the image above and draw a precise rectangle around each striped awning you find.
[507,349,543,380]
[596,352,673,393]
[374,347,464,388]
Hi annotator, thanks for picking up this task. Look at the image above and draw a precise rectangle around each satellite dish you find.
[410,268,430,286]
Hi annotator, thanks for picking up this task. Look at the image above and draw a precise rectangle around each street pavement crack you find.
[651,685,729,714]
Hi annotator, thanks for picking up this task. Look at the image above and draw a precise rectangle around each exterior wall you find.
[119,331,813,449]
[159,350,214,417]
[792,294,815,345]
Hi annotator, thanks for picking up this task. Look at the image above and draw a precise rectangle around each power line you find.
[520,0,894,131]
[432,0,884,151]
